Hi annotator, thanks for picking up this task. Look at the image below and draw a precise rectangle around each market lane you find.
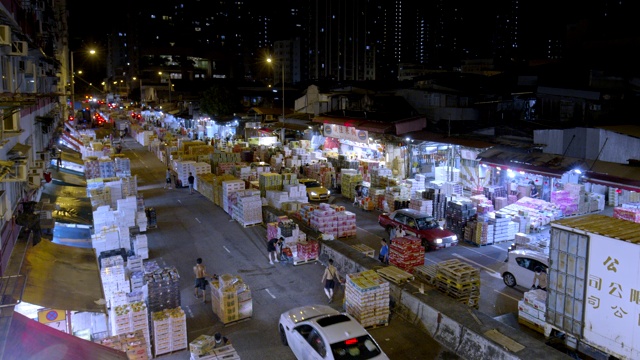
[122,136,459,359]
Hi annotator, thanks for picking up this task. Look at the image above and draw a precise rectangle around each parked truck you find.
[544,214,640,360]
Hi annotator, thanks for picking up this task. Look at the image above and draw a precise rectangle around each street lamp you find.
[267,57,285,143]
[70,49,96,117]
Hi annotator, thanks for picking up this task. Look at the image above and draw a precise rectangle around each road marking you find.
[491,245,507,251]
[265,289,276,299]
[460,245,505,262]
[178,200,182,204]
[424,257,438,264]
[195,218,201,223]
[451,253,502,279]
[185,306,194,318]
[494,289,520,301]
[223,246,230,253]
[229,219,235,222]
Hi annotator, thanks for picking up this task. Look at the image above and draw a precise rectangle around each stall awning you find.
[312,116,365,127]
[477,147,586,178]
[404,131,497,149]
[395,117,427,135]
[584,162,640,192]
[356,121,395,134]
[23,240,106,313]
[5,312,127,359]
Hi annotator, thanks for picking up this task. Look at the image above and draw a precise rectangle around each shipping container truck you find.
[546,214,640,360]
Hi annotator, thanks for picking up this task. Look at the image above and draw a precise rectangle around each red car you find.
[378,208,458,251]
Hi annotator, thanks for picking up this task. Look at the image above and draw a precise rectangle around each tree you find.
[200,82,239,117]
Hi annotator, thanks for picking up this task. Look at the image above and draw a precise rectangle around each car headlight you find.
[310,191,317,196]
[451,235,457,241]
[327,190,331,195]
[434,238,442,244]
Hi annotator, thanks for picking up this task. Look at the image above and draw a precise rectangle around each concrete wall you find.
[319,241,571,360]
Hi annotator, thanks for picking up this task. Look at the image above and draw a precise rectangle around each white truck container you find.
[547,214,640,360]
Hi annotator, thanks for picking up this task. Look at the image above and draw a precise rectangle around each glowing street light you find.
[70,49,96,115]
[267,57,285,143]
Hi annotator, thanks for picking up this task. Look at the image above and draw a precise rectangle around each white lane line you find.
[229,219,235,222]
[185,306,194,318]
[223,246,231,253]
[491,244,508,251]
[460,245,505,262]
[265,289,276,299]
[424,257,438,264]
[178,200,182,204]
[195,218,201,223]
[451,253,502,279]
[494,289,520,302]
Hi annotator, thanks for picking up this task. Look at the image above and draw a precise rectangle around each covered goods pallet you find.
[210,274,252,325]
[345,270,390,328]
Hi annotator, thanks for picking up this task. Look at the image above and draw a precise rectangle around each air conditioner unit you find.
[265,115,274,121]
[9,41,27,56]
[0,25,10,46]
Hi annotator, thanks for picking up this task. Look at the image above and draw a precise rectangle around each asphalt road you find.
[119,136,461,359]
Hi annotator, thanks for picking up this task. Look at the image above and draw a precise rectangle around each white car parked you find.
[500,249,549,289]
[278,305,389,360]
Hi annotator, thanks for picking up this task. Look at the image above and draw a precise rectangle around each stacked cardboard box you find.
[309,203,338,237]
[231,189,262,226]
[259,172,283,198]
[388,236,424,273]
[296,240,319,261]
[189,336,240,360]
[101,264,130,309]
[210,274,252,324]
[518,289,547,333]
[95,330,150,360]
[151,307,187,356]
[144,265,181,313]
[344,270,390,328]
[221,179,245,215]
[109,301,151,348]
[336,211,356,238]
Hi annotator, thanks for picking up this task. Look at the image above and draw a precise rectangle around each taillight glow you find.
[345,338,357,345]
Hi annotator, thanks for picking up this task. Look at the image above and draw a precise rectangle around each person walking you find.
[193,258,211,303]
[267,237,284,265]
[164,168,172,189]
[188,172,195,194]
[378,239,389,264]
[321,259,342,303]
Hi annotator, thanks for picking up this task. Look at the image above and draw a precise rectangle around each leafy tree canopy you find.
[200,82,239,117]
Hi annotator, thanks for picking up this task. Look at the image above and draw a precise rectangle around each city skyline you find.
[67,0,640,91]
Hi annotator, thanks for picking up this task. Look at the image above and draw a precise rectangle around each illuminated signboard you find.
[323,124,368,144]
[583,234,640,359]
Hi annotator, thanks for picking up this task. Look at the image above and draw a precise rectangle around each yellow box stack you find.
[196,173,216,203]
[210,274,253,325]
[259,172,283,198]
[344,270,390,328]
[212,174,238,206]
[340,170,363,200]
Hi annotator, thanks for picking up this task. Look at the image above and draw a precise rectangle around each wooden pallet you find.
[222,316,252,327]
[376,265,414,284]
[237,220,262,228]
[413,264,438,285]
[147,224,158,229]
[293,257,317,266]
[351,243,375,258]
[364,322,389,330]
